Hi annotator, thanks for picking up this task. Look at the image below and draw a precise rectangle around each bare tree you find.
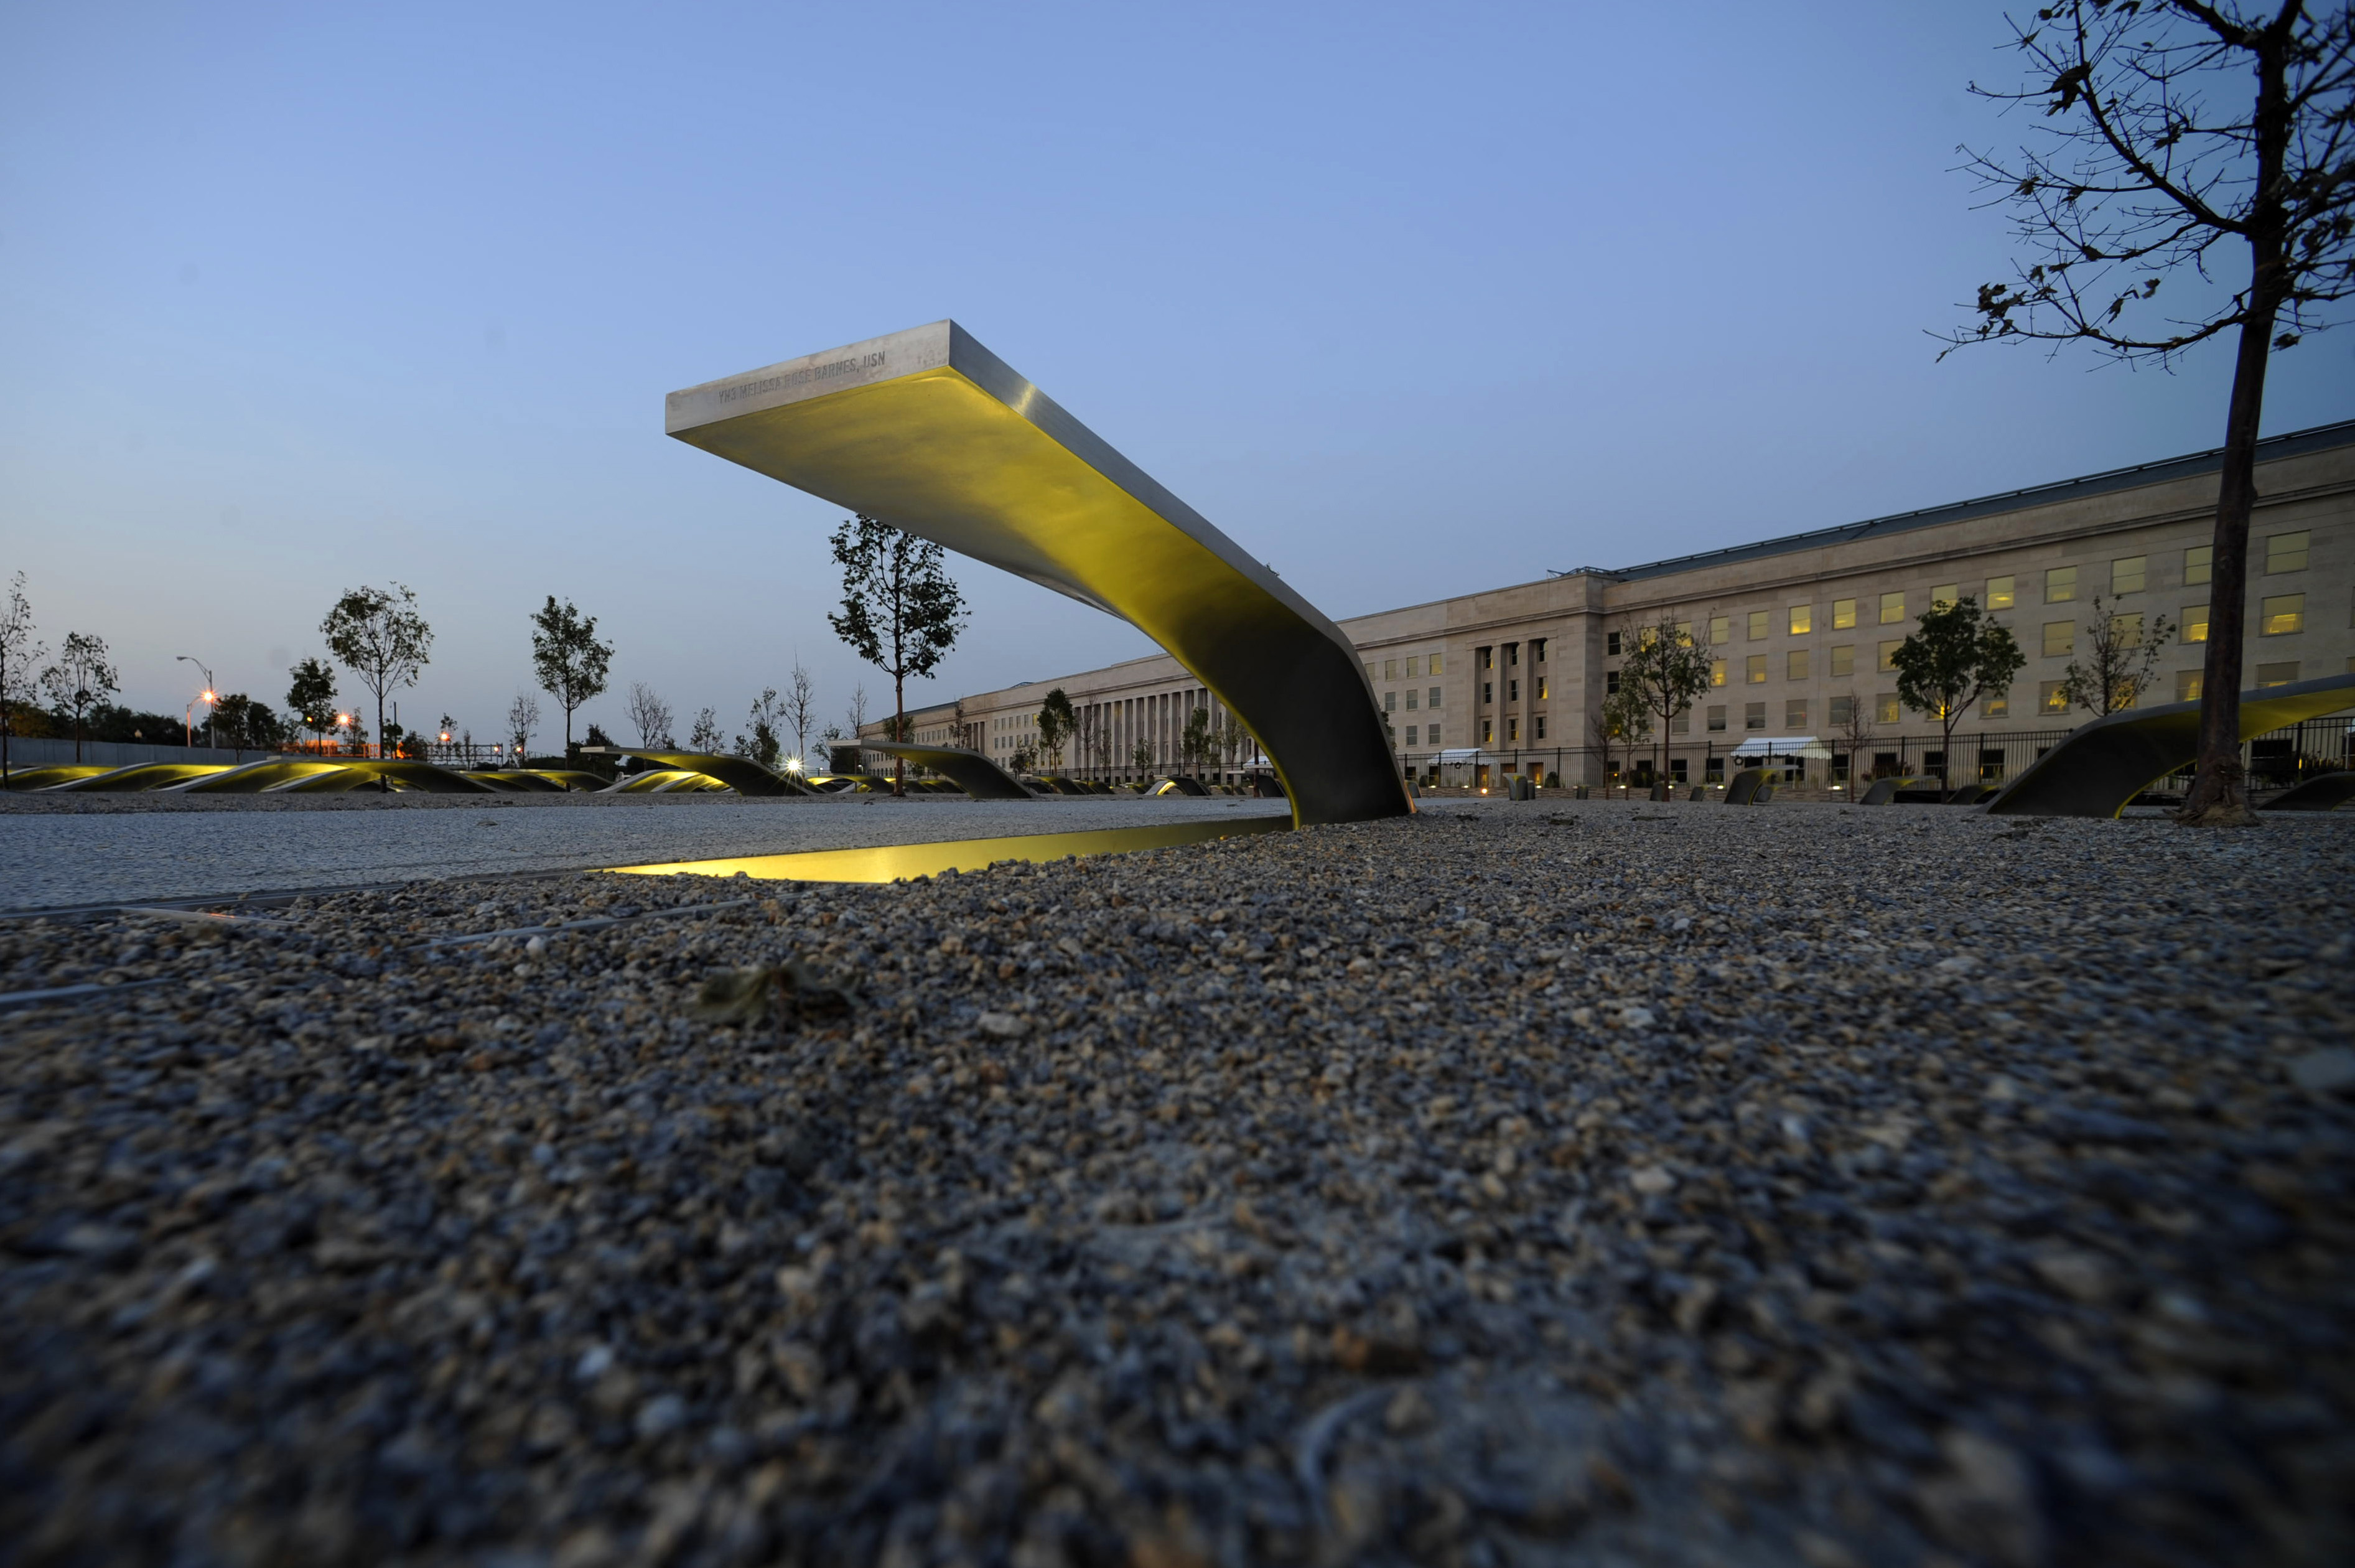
[688,707,724,752]
[1939,2,2355,823]
[1589,688,1648,793]
[624,681,674,748]
[2061,595,2180,714]
[0,572,45,783]
[783,658,818,767]
[1834,694,1880,786]
[40,630,116,764]
[506,692,540,762]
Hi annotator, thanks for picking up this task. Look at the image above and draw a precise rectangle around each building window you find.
[1983,688,2009,718]
[1747,610,1768,640]
[1405,725,1417,745]
[1709,615,1730,644]
[1404,688,1418,711]
[1987,576,2015,610]
[1536,676,1549,700]
[1363,663,1374,682]
[1745,654,1766,684]
[1532,638,1547,663]
[1384,658,1397,680]
[1709,658,1727,687]
[1876,693,1900,723]
[2183,604,2208,642]
[1605,632,1620,655]
[2261,593,2305,635]
[1603,673,1617,695]
[1829,644,1854,678]
[1535,716,1547,739]
[1785,698,1807,727]
[1707,705,1727,732]
[2111,610,2143,645]
[1832,598,1857,630]
[1483,680,1494,703]
[1931,584,1959,610]
[1745,702,1766,730]
[1405,655,1420,678]
[1789,604,1812,635]
[2257,661,2300,687]
[2176,670,2201,701]
[1428,686,1442,707]
[1507,678,1519,701]
[1787,650,1810,681]
[2184,545,2212,586]
[1879,591,1905,624]
[1878,640,1900,673]
[2267,531,2310,573]
[2040,681,2068,714]
[1383,691,1396,712]
[2045,566,2076,603]
[2043,621,2073,657]
[1427,724,1442,745]
[1508,716,1520,742]
[2111,556,2145,595]
[1672,622,1694,645]
[1829,694,1854,725]
[1506,643,1520,666]
[1481,719,1493,744]
[1669,710,1686,734]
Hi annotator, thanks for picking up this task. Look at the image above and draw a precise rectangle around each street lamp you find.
[176,655,215,749]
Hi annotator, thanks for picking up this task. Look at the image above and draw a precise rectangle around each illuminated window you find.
[2111,556,2145,595]
[1745,702,1766,730]
[1508,716,1520,742]
[2042,621,2073,656]
[1787,650,1810,681]
[1877,640,1900,673]
[1832,598,1857,630]
[1931,584,1959,610]
[1481,718,1493,743]
[1709,615,1730,645]
[1982,688,2009,718]
[1383,658,1396,680]
[1709,658,1727,687]
[1785,698,1807,727]
[1746,654,1766,684]
[1789,604,1812,635]
[2110,611,2143,645]
[1987,576,2015,610]
[1875,693,1900,724]
[1429,653,1443,675]
[2257,661,2300,687]
[2045,566,2076,603]
[1829,645,1854,678]
[1536,676,1549,700]
[2267,531,2309,573]
[2184,545,2211,586]
[2183,604,2208,642]
[2040,681,2069,714]
[1670,624,1690,646]
[1707,705,1727,732]
[2261,593,2304,635]
[1748,610,1768,640]
[1829,694,1854,725]
[1879,592,1905,625]
[2176,670,2201,701]
[1479,646,1494,670]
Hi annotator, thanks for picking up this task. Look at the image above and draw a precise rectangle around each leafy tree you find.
[688,706,724,753]
[2061,595,2178,716]
[528,596,613,756]
[40,631,118,763]
[210,694,283,757]
[1131,737,1156,777]
[506,692,540,762]
[1590,685,1649,790]
[827,514,968,796]
[1,571,45,782]
[322,584,432,772]
[784,660,818,767]
[625,681,674,748]
[735,688,783,770]
[1891,596,2026,798]
[286,656,338,747]
[1939,1,2355,823]
[1037,688,1076,769]
[1616,617,1715,791]
[1182,704,1215,777]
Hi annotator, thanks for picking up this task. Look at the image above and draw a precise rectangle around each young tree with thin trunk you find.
[507,692,540,762]
[2061,595,2179,714]
[1891,597,2028,799]
[1,572,45,782]
[1939,1,2355,823]
[625,681,674,748]
[1616,616,1716,795]
[783,660,818,768]
[1590,687,1649,793]
[286,657,338,750]
[322,584,432,775]
[1037,687,1076,770]
[1834,694,1879,787]
[41,632,118,764]
[735,688,783,770]
[828,514,968,796]
[688,706,724,753]
[528,597,613,757]
[1131,737,1156,778]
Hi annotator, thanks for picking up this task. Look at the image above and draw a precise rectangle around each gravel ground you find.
[2,798,2351,1567]
[0,794,1272,913]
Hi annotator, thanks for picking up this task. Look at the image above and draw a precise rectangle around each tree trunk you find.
[893,669,905,798]
[2179,24,2291,828]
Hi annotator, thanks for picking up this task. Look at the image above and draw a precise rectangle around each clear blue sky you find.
[4,2,2347,740]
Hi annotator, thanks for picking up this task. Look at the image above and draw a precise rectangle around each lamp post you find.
[175,656,216,749]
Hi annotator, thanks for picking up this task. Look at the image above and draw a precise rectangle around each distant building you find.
[870,421,2355,789]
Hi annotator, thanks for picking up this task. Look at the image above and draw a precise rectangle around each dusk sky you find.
[4,2,2349,743]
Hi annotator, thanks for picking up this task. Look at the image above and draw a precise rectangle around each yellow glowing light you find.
[336,713,352,727]
[439,732,452,743]
[784,756,803,773]
[607,816,1290,885]
[201,690,217,703]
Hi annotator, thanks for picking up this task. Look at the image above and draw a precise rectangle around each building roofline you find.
[1335,416,2355,626]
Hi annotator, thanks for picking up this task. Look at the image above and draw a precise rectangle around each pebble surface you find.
[0,793,1276,912]
[2,798,2351,1566]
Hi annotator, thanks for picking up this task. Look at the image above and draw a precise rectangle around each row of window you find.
[1368,651,1445,683]
[1382,686,1445,712]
